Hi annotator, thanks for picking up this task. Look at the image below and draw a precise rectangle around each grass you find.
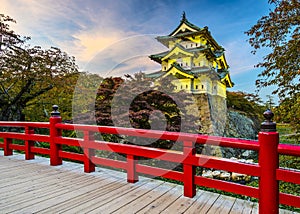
[277,123,294,135]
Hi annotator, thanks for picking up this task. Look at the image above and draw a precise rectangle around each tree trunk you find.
[0,104,24,121]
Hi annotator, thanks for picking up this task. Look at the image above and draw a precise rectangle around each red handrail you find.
[0,116,299,213]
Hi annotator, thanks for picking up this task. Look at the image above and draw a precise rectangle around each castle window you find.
[186,85,188,89]
[202,85,204,89]
[195,85,198,89]
[199,63,201,66]
[181,85,183,89]
[164,66,166,70]
[191,44,193,47]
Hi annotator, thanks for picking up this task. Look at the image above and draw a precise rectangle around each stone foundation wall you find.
[192,94,227,136]
[188,93,258,158]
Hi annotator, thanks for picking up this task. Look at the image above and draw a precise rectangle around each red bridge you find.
[0,107,299,213]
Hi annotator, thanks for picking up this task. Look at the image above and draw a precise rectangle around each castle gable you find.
[161,44,194,61]
[169,12,202,37]
[162,63,194,79]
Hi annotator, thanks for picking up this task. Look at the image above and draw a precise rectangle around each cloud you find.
[84,34,166,77]
[1,0,173,70]
[224,39,263,76]
[1,0,269,80]
[73,29,124,63]
[1,0,86,50]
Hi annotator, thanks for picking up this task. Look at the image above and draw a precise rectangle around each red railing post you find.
[183,141,196,197]
[4,138,13,156]
[49,105,62,166]
[83,131,95,173]
[25,126,35,160]
[127,154,138,183]
[259,110,279,214]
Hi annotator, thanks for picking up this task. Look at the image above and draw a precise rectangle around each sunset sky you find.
[1,0,277,102]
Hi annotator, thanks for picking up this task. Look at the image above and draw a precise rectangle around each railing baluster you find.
[25,126,35,160]
[4,138,13,156]
[50,105,62,166]
[83,130,95,173]
[127,154,138,183]
[183,141,196,197]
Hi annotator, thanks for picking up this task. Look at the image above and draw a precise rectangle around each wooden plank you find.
[230,198,254,214]
[0,161,108,200]
[279,209,295,214]
[248,204,297,214]
[0,169,65,189]
[207,194,236,214]
[37,180,128,213]
[160,190,204,214]
[18,177,126,213]
[0,158,37,169]
[0,163,85,189]
[0,152,296,214]
[252,203,258,214]
[0,167,105,199]
[1,174,108,213]
[0,171,85,199]
[114,182,177,213]
[62,181,151,214]
[184,189,220,213]
[136,185,183,214]
[0,162,55,178]
[0,171,101,207]
[87,180,164,214]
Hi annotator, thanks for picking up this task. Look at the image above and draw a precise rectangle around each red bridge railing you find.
[0,107,299,213]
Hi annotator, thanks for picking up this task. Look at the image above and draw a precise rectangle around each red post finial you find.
[51,105,60,117]
[261,109,276,132]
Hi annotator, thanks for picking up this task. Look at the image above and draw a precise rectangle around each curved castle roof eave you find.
[221,74,234,88]
[157,29,222,51]
[161,44,194,61]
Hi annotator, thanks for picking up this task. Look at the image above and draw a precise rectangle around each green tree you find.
[266,95,275,110]
[72,72,103,124]
[245,0,300,133]
[245,0,300,97]
[227,91,264,114]
[94,72,200,148]
[23,72,80,122]
[226,91,265,131]
[0,14,78,121]
[274,93,300,130]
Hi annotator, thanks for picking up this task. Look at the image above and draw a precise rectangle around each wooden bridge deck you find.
[0,151,294,214]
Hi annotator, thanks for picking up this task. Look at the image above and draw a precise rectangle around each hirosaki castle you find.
[147,13,234,136]
[148,12,233,98]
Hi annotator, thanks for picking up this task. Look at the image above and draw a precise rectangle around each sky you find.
[1,0,277,102]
